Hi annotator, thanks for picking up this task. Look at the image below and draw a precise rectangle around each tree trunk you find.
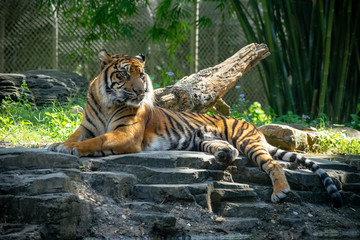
[154,43,270,114]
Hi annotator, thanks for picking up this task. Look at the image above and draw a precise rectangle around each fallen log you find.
[154,43,270,115]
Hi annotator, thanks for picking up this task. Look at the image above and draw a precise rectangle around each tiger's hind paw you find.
[271,189,290,203]
[215,147,239,164]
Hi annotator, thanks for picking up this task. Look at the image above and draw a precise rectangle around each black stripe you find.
[88,100,106,128]
[104,67,110,90]
[182,112,205,125]
[85,114,98,131]
[80,124,96,138]
[276,151,287,160]
[247,145,259,159]
[110,106,128,121]
[259,158,271,170]
[289,154,297,162]
[240,139,251,154]
[114,122,137,131]
[162,110,184,133]
[219,116,229,141]
[113,114,136,123]
[232,136,239,150]
[231,120,239,137]
[200,113,217,126]
[253,152,268,165]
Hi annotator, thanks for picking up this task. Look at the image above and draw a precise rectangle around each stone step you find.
[81,171,137,201]
[215,217,260,231]
[0,147,79,172]
[213,181,251,189]
[0,193,91,239]
[232,166,343,191]
[0,224,43,240]
[119,165,232,184]
[303,154,360,171]
[342,183,360,192]
[341,171,360,183]
[214,202,274,218]
[130,211,177,230]
[251,185,334,205]
[0,169,74,195]
[307,158,358,172]
[132,183,212,208]
[210,188,258,202]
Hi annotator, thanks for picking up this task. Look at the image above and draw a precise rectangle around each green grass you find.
[0,96,83,148]
[312,128,360,155]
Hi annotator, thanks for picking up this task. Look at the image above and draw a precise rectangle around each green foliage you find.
[312,129,360,155]
[231,101,273,126]
[345,104,360,130]
[43,0,141,42]
[232,0,360,123]
[0,81,83,146]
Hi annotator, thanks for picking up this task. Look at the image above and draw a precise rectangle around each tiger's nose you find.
[133,88,144,96]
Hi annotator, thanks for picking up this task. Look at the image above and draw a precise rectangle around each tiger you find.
[49,50,343,208]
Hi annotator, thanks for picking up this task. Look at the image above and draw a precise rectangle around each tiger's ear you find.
[98,49,113,69]
[135,54,146,66]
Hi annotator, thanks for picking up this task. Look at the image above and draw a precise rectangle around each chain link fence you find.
[0,0,268,110]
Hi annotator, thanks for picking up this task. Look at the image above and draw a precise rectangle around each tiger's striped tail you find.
[267,144,343,208]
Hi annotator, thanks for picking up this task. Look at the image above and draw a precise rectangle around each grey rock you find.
[0,169,74,195]
[0,193,92,239]
[0,147,80,172]
[0,70,89,107]
[218,202,273,218]
[259,124,312,151]
[81,171,137,201]
[0,224,43,240]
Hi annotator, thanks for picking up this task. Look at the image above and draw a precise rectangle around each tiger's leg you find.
[242,141,290,203]
[48,124,92,152]
[193,128,238,164]
[51,130,143,157]
[196,138,239,164]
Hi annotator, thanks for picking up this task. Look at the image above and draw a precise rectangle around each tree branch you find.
[154,43,270,113]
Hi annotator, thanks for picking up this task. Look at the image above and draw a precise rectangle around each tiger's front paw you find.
[215,146,239,165]
[48,142,80,156]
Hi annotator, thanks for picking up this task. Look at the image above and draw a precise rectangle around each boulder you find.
[259,124,315,151]
[0,70,89,106]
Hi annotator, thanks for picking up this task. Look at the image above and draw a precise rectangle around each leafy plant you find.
[312,128,360,155]
[231,101,273,126]
[0,90,83,147]
[345,103,360,130]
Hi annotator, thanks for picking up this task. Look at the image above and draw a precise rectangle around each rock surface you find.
[0,147,360,239]
[0,70,89,106]
[259,124,315,151]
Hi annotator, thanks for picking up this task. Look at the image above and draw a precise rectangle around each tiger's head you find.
[97,49,154,108]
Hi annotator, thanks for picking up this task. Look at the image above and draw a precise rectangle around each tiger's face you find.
[98,50,154,108]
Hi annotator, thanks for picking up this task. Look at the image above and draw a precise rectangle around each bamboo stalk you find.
[261,0,284,115]
[318,0,335,115]
[334,0,351,122]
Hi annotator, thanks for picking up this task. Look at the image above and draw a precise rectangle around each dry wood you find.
[154,43,270,114]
